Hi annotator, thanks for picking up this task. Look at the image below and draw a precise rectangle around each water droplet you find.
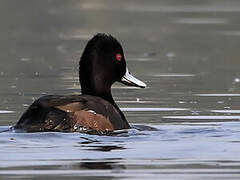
[234,78,240,83]
[20,58,30,62]
[190,101,197,104]
[191,111,199,115]
[178,101,186,104]
[166,52,175,58]
[224,106,231,109]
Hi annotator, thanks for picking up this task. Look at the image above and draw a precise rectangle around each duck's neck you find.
[79,70,127,122]
[80,78,128,124]
[80,79,114,105]
[83,89,115,105]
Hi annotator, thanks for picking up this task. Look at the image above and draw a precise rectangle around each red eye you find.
[116,53,122,61]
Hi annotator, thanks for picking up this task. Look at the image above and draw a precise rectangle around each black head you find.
[79,33,146,104]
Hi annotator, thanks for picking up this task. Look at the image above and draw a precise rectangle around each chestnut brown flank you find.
[72,110,114,131]
[56,100,115,131]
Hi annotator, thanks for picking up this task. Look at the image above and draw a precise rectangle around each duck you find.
[14,33,146,134]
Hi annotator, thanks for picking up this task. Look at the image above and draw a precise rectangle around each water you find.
[1,0,240,179]
[1,123,240,179]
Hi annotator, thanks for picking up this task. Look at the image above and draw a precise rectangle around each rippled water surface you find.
[1,0,240,179]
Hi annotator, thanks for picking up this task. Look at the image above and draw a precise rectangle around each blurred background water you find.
[1,0,240,179]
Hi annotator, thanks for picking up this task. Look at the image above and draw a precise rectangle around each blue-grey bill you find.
[120,68,146,88]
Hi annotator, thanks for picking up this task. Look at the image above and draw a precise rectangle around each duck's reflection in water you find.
[77,136,126,152]
[86,145,126,152]
[79,160,125,170]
